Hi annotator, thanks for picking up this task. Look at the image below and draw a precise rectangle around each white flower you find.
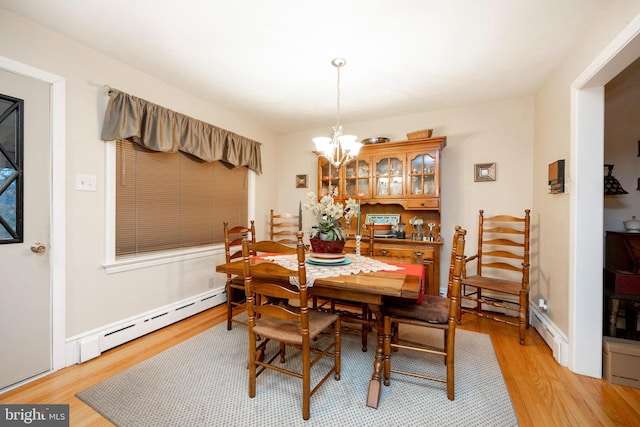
[303,192,358,240]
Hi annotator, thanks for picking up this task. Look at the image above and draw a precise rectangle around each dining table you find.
[215,252,423,409]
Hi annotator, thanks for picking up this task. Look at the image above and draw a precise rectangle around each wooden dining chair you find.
[325,223,375,352]
[223,221,256,330]
[242,230,341,421]
[269,209,300,246]
[382,226,466,400]
[460,209,531,344]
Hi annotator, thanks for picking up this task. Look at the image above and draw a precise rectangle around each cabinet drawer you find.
[373,246,435,260]
[406,199,439,209]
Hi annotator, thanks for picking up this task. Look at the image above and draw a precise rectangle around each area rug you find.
[77,316,518,426]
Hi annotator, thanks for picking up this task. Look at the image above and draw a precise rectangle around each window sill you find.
[103,245,225,274]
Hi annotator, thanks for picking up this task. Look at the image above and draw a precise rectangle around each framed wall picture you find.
[474,163,496,182]
[296,174,308,188]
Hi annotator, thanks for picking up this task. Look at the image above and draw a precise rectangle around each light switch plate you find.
[76,174,97,191]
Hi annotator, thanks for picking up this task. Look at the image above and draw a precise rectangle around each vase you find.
[309,237,346,254]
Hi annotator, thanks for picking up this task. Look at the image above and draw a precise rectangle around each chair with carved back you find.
[382,226,466,400]
[242,230,341,421]
[269,209,300,246]
[223,221,256,330]
[460,209,531,345]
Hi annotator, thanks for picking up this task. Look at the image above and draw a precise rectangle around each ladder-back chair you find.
[461,209,531,344]
[382,226,466,400]
[223,221,255,330]
[269,209,300,246]
[242,231,341,420]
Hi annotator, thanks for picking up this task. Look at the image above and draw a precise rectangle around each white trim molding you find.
[65,289,226,365]
[530,306,569,367]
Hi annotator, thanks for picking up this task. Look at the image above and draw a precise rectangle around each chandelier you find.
[313,58,362,169]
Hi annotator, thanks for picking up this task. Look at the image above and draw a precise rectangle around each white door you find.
[0,69,51,389]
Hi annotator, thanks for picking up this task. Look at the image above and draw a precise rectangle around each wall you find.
[0,9,278,337]
[604,56,640,231]
[533,0,640,362]
[277,97,535,294]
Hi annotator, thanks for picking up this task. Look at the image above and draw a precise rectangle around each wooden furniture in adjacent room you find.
[318,134,446,296]
[269,209,300,246]
[604,231,640,340]
[460,209,531,345]
[241,231,341,421]
[382,226,466,400]
[223,221,256,330]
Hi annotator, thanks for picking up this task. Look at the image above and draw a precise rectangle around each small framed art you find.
[296,174,308,188]
[474,163,496,182]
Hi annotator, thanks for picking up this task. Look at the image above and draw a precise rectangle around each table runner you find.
[261,254,416,286]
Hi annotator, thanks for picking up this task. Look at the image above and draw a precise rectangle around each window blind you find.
[116,139,248,257]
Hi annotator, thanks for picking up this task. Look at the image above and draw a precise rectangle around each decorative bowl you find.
[623,216,640,232]
[362,137,390,145]
[370,223,393,235]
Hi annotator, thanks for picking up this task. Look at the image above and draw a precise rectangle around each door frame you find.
[0,56,66,378]
[570,14,640,377]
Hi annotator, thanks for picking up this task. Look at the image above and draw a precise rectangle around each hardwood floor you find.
[1,305,639,426]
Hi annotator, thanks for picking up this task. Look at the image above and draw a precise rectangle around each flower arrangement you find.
[303,192,358,241]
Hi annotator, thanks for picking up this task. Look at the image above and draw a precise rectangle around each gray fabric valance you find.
[101,88,262,174]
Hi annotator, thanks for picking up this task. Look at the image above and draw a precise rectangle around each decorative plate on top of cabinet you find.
[362,137,390,145]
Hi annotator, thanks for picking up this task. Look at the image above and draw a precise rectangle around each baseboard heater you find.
[530,307,568,366]
[68,289,226,365]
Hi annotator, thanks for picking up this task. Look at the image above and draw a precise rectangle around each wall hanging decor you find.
[548,160,565,194]
[474,163,496,182]
[296,174,308,188]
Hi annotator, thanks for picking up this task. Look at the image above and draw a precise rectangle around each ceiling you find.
[0,1,601,134]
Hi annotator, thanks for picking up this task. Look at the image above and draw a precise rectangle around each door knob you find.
[31,242,46,253]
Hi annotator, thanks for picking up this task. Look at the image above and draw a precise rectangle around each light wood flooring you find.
[1,305,639,426]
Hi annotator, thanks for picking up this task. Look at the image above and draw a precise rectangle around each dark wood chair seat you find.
[384,295,450,324]
[382,226,466,401]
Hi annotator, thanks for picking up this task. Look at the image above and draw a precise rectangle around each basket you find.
[406,129,433,140]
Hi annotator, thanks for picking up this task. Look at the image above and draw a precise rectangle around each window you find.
[0,94,23,243]
[116,139,248,257]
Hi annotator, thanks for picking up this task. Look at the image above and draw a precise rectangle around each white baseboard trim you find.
[65,287,227,365]
[530,306,569,366]
[461,293,569,366]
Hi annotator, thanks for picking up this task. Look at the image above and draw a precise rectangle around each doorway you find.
[0,56,65,392]
[571,16,640,376]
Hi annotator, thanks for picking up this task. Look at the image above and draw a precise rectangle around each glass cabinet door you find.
[409,152,437,196]
[345,159,370,198]
[374,156,403,197]
[319,159,341,198]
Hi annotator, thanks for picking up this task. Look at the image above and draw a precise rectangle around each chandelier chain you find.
[335,63,341,127]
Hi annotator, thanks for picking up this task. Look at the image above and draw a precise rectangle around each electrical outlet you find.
[76,174,97,191]
[208,277,215,289]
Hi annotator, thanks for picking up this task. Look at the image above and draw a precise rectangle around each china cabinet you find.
[316,135,446,295]
[317,136,444,209]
